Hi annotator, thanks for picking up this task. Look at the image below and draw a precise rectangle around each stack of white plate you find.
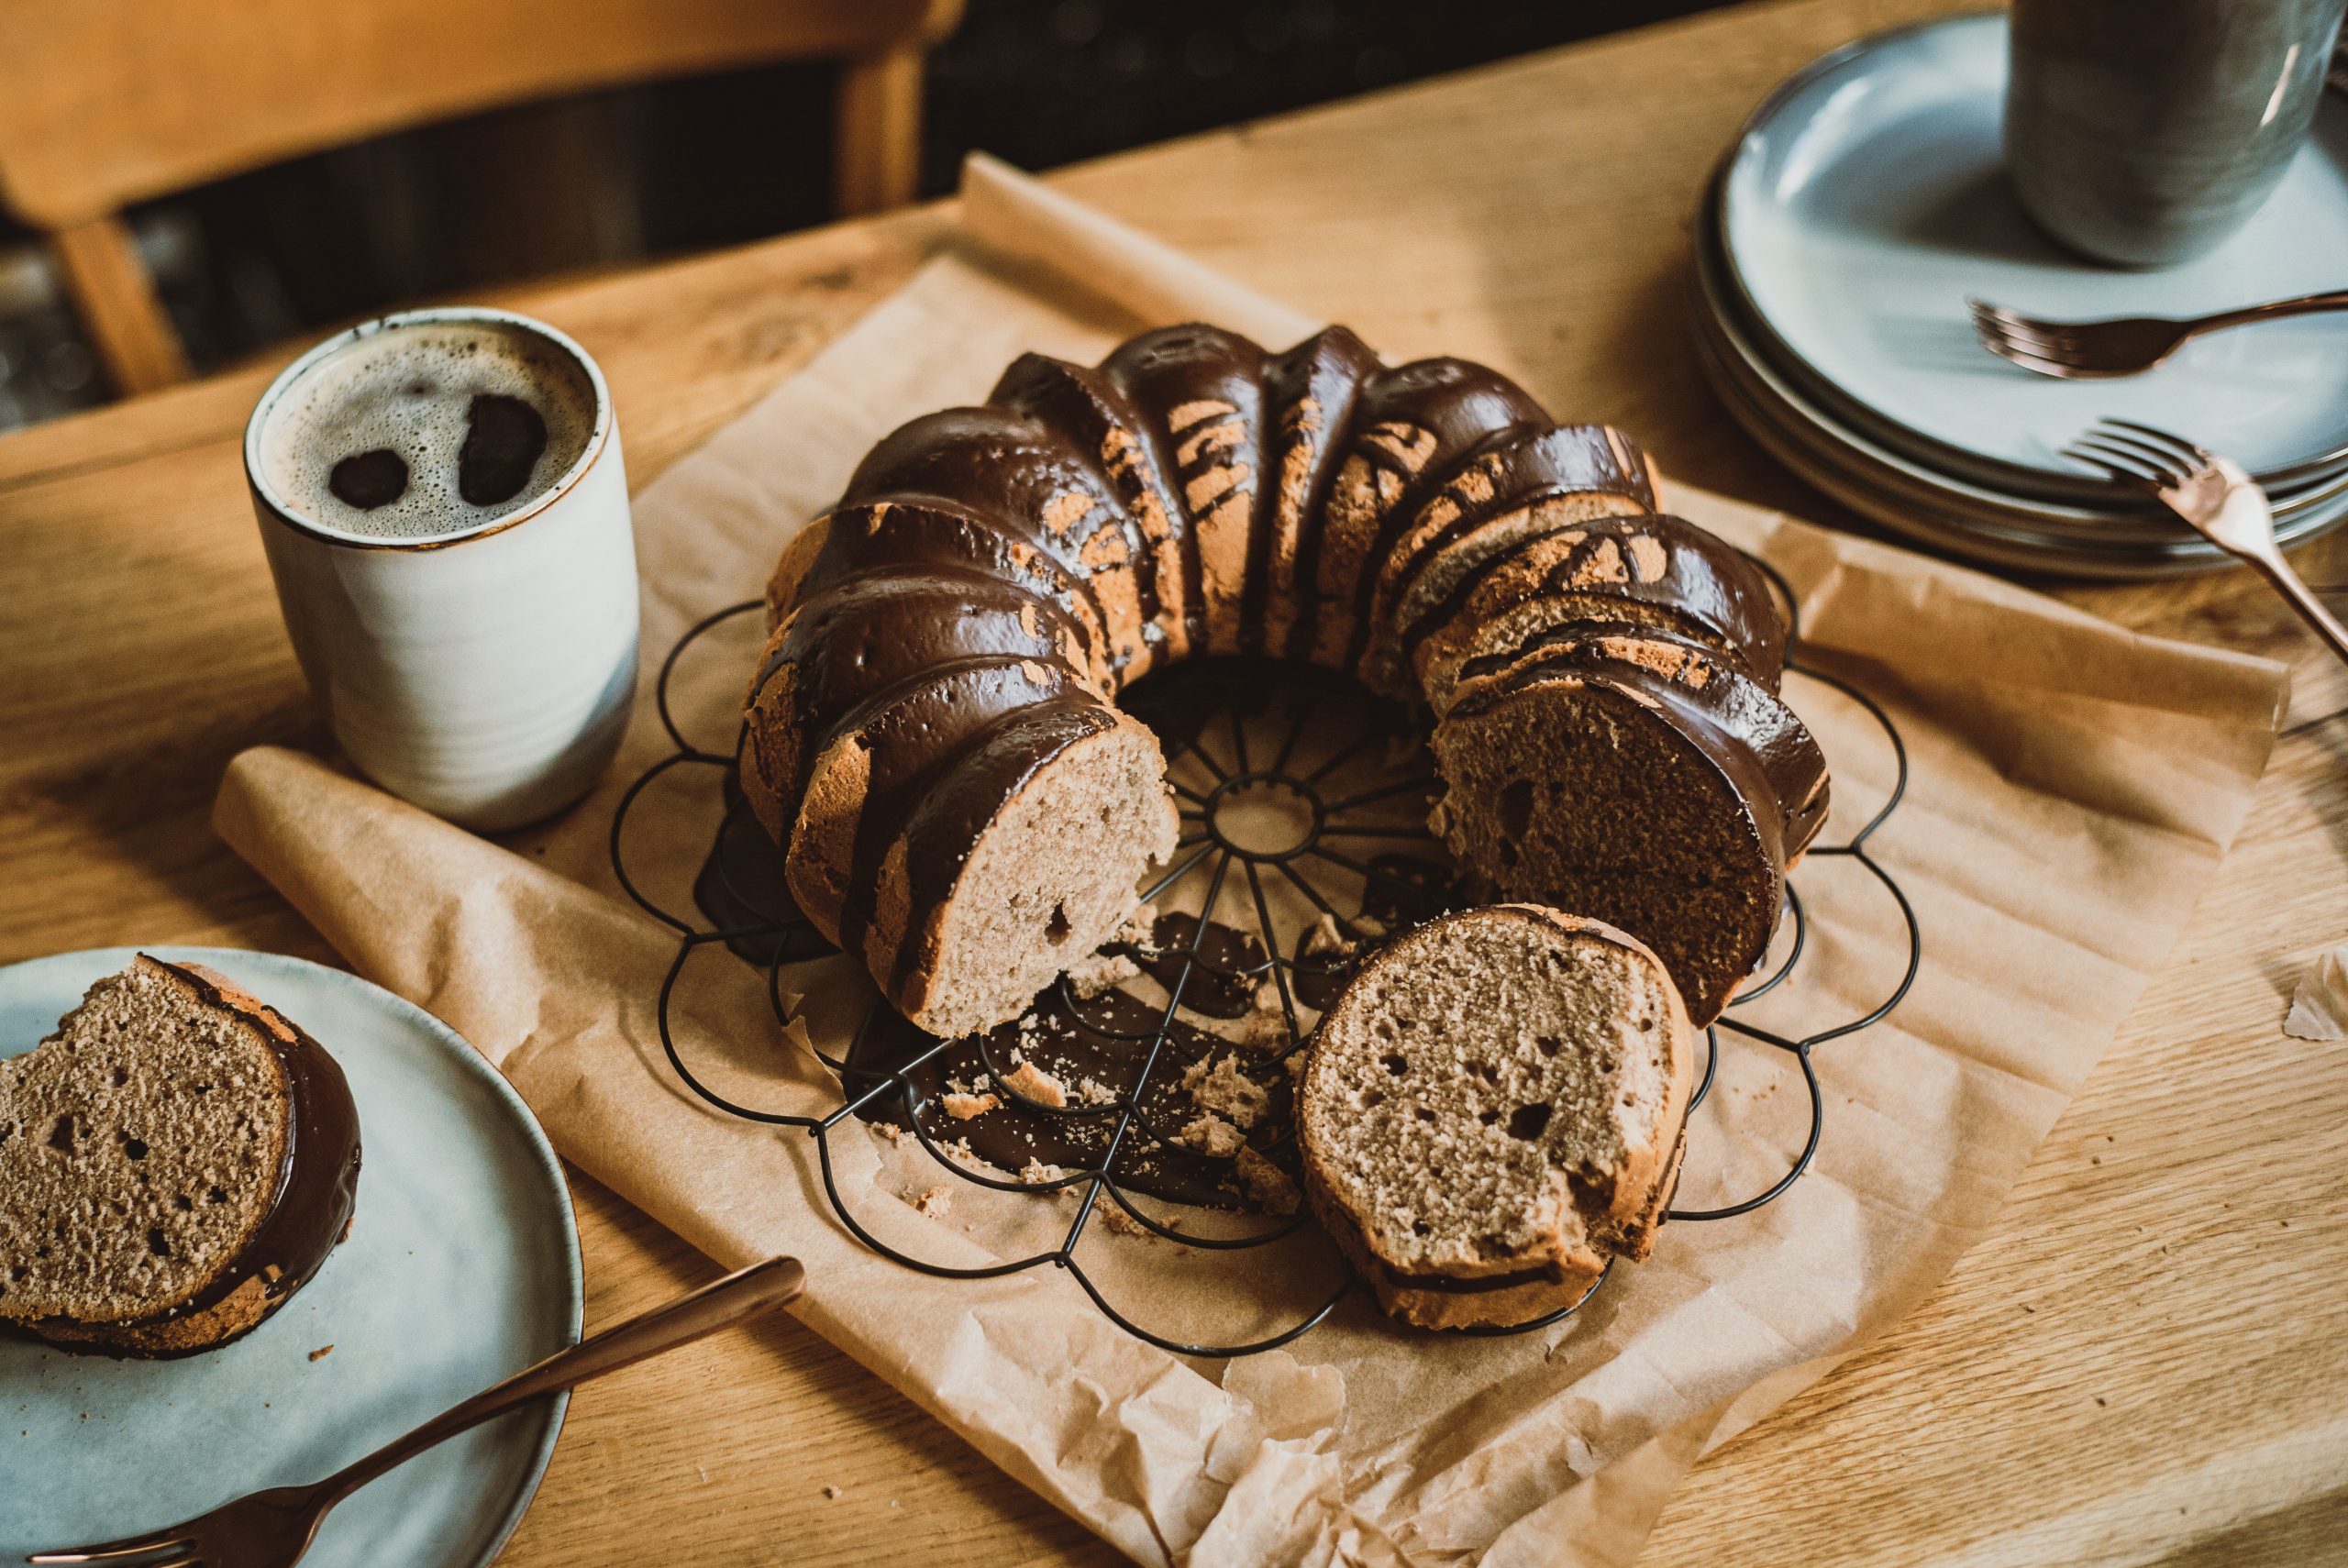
[1693,12,2348,578]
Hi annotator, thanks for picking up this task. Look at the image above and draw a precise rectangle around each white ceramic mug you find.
[245,307,638,833]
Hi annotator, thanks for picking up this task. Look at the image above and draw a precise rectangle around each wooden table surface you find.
[7,0,2348,1562]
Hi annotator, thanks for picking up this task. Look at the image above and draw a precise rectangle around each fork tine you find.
[26,1536,191,1564]
[2061,444,2165,486]
[1967,300,2077,348]
[2071,436,2176,478]
[2101,417,2211,463]
[1970,315,2066,353]
[2079,430,2190,480]
[1981,339,2096,379]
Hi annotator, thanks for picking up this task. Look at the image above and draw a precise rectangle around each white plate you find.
[2,947,581,1568]
[1720,12,2348,493]
[1691,189,2348,578]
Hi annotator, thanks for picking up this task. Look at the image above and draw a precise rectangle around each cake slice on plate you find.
[0,954,361,1357]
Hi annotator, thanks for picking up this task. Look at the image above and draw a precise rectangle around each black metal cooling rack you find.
[609,568,1921,1357]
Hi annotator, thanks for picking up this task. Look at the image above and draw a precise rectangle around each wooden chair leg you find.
[48,215,193,396]
[835,47,925,217]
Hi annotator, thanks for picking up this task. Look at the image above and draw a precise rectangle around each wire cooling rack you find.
[610,568,1920,1356]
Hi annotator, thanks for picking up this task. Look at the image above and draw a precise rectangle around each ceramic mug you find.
[244,308,638,833]
[2006,0,2348,268]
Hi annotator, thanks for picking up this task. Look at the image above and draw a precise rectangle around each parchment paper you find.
[210,155,2289,1567]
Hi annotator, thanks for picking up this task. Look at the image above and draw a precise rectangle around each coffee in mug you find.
[246,309,638,832]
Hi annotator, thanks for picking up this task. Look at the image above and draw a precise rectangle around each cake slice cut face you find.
[0,955,360,1357]
[1299,906,1692,1330]
[1432,633,1829,1025]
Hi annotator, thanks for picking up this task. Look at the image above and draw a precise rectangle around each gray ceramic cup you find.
[2006,0,2347,268]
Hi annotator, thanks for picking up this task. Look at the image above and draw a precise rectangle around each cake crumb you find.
[1019,1157,1069,1186]
[912,1186,953,1220]
[1067,949,1142,999]
[1073,1075,1119,1107]
[822,1485,843,1500]
[1301,914,1352,959]
[1235,1147,1301,1215]
[1237,1006,1290,1054]
[1113,903,1159,946]
[938,1136,1003,1178]
[1101,1203,1154,1238]
[1183,1055,1270,1129]
[1176,1113,1245,1157]
[308,1345,334,1363]
[941,1090,1000,1120]
[872,1121,903,1143]
[1001,1060,1069,1108]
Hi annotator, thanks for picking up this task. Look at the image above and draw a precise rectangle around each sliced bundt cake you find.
[1298,906,1693,1331]
[746,322,1818,1039]
[0,955,360,1357]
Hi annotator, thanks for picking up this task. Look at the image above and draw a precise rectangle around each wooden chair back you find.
[0,0,960,394]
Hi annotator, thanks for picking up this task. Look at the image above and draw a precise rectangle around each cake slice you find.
[845,702,1179,1039]
[1429,631,1829,1024]
[1403,512,1788,712]
[1298,906,1692,1331]
[0,955,361,1357]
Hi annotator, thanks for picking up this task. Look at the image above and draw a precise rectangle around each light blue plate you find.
[1,948,581,1568]
[1721,11,2348,495]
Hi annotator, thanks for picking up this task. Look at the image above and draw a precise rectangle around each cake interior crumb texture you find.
[0,960,287,1325]
[1434,679,1768,1020]
[914,719,1176,1038]
[1304,911,1677,1279]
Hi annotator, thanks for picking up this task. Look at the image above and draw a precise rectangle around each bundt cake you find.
[1297,905,1693,1331]
[0,955,361,1357]
[743,324,1825,1037]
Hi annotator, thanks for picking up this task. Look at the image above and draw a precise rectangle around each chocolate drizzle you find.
[1259,326,1380,661]
[1114,911,1267,1019]
[1405,510,1787,691]
[846,974,1292,1209]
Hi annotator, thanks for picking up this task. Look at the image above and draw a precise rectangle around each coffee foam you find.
[262,320,598,540]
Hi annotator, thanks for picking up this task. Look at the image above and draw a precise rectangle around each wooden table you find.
[7,0,2347,1561]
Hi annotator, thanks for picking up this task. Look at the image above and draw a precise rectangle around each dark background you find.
[0,0,1737,430]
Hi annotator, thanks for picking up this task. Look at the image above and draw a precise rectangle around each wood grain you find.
[46,215,192,395]
[4,0,2345,1562]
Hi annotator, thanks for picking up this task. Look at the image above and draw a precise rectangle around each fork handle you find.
[2204,290,2348,332]
[2246,550,2348,668]
[317,1254,805,1506]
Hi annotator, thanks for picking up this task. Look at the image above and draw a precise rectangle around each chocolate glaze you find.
[1257,326,1381,660]
[839,407,1154,674]
[748,570,1092,817]
[992,354,1194,657]
[28,957,361,1359]
[1329,358,1551,667]
[1100,326,1270,657]
[792,500,1114,670]
[1378,423,1658,616]
[847,958,1296,1210]
[1116,911,1267,1019]
[1408,512,1788,690]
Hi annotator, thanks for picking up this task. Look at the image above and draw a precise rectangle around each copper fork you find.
[2064,419,2348,664]
[27,1254,806,1568]
[1970,291,2348,379]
